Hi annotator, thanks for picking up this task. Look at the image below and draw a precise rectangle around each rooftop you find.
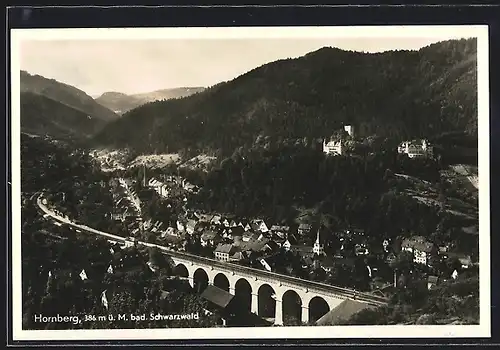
[201,285,235,309]
[215,243,238,254]
[316,299,376,326]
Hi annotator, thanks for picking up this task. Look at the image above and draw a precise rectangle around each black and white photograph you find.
[10,25,490,340]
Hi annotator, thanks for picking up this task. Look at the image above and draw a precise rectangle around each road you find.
[35,194,389,306]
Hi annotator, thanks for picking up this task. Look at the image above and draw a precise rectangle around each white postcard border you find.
[10,25,491,341]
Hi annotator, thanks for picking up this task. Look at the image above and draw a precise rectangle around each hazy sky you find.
[20,36,467,97]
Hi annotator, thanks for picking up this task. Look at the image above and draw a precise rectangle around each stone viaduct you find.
[163,251,388,325]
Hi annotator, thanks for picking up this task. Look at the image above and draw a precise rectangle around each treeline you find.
[93,38,477,157]
[21,134,114,233]
[21,92,106,140]
[190,145,443,241]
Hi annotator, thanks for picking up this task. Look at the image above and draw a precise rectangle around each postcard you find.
[10,24,490,341]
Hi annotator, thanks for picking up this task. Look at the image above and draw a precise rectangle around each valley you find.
[18,37,481,329]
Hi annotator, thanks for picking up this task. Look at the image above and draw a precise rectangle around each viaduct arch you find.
[167,256,378,325]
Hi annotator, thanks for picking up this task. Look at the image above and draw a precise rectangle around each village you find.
[105,132,477,298]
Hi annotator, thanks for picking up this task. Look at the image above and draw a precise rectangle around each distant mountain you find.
[95,87,205,114]
[94,92,143,114]
[93,38,477,156]
[20,70,120,122]
[132,87,206,103]
[20,92,106,140]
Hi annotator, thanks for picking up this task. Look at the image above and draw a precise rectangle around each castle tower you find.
[344,125,354,137]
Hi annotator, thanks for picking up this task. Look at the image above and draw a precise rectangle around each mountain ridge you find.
[20,91,107,140]
[95,87,206,114]
[20,70,120,122]
[91,38,478,156]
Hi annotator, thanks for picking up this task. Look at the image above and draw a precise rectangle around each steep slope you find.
[20,70,120,122]
[20,92,107,140]
[93,38,477,156]
[95,87,205,114]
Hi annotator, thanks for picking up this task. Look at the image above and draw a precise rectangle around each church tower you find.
[313,228,324,255]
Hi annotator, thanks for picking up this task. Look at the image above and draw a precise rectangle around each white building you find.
[401,236,435,265]
[397,139,434,159]
[323,139,343,156]
[344,125,354,137]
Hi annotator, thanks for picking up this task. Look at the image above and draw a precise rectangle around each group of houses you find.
[111,178,143,235]
[397,139,434,159]
[147,174,199,198]
[401,235,473,269]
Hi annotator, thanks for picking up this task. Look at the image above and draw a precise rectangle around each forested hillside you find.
[21,92,106,140]
[339,269,479,325]
[187,143,475,246]
[21,70,120,122]
[93,38,477,156]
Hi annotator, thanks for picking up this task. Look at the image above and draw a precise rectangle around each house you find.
[427,275,440,290]
[298,223,312,236]
[355,244,369,256]
[230,251,245,262]
[401,236,435,265]
[251,219,269,233]
[282,233,298,251]
[211,215,222,225]
[164,226,176,236]
[201,230,221,247]
[186,219,198,235]
[270,225,290,233]
[200,285,237,326]
[176,220,185,232]
[242,231,259,243]
[214,244,239,262]
[323,139,343,156]
[222,219,230,227]
[244,223,252,231]
[289,245,315,258]
[397,139,434,159]
[242,238,276,254]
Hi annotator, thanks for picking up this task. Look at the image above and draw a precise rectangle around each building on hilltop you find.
[344,125,354,137]
[397,139,434,159]
[323,139,343,156]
